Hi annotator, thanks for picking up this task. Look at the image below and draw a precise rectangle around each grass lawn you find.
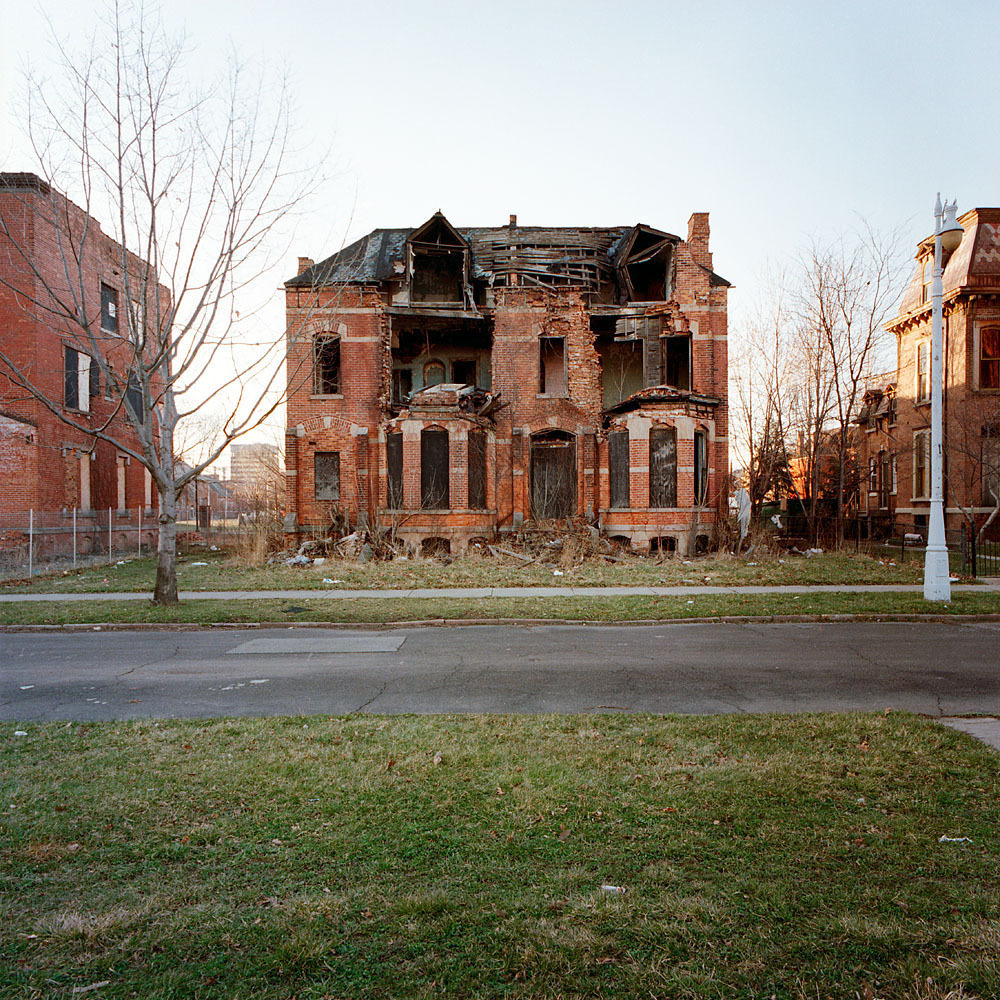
[1,548,931,595]
[2,713,998,999]
[1,590,999,627]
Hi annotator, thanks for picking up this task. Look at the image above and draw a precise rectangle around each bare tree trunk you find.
[155,491,178,605]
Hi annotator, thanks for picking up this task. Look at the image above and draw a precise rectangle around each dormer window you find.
[408,213,469,306]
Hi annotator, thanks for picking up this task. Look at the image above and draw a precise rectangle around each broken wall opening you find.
[661,335,691,391]
[411,249,465,303]
[530,429,576,520]
[539,337,567,394]
[392,317,492,403]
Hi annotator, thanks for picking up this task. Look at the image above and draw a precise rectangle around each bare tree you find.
[795,224,903,544]
[0,1,318,602]
[947,398,1000,544]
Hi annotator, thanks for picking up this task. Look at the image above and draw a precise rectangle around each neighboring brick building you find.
[283,211,730,555]
[858,207,1000,539]
[0,172,158,524]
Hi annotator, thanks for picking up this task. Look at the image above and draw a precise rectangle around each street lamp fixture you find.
[923,194,962,601]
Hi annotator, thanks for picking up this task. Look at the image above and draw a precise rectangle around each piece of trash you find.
[250,679,269,685]
[93,626,101,631]
[210,545,218,551]
[71,982,110,996]
[14,731,27,737]
[856,796,866,805]
[939,835,972,843]
[600,884,626,895]
[553,569,564,576]
[322,578,344,584]
[115,560,126,566]
[686,600,694,604]
[190,561,208,566]
[19,685,34,690]
[313,557,325,566]
[747,561,757,565]
[778,559,785,564]
[432,751,442,765]
[949,575,959,581]
[771,514,783,529]
[808,547,823,555]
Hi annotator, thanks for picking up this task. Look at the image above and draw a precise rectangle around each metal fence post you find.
[108,508,113,565]
[28,508,33,577]
[970,530,977,579]
[73,507,77,569]
[138,505,142,558]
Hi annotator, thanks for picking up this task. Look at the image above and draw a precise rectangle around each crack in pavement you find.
[115,643,182,679]
[353,682,389,714]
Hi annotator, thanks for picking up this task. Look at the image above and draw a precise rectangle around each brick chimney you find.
[509,214,517,227]
[297,256,314,275]
[686,213,711,269]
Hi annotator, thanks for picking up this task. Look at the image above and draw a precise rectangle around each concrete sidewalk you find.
[2,582,999,602]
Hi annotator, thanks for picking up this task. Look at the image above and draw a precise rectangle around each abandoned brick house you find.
[857,207,1000,539]
[0,173,158,541]
[283,211,730,555]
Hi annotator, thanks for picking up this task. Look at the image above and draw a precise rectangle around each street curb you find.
[4,613,1000,632]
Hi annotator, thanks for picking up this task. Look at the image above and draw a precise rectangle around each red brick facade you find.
[858,208,1000,539]
[284,212,730,554]
[0,173,157,517]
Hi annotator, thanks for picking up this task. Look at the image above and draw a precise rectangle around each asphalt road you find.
[3,622,1000,720]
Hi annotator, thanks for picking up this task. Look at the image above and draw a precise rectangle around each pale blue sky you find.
[2,0,997,451]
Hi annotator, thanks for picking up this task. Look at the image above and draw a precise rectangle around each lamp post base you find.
[923,546,952,602]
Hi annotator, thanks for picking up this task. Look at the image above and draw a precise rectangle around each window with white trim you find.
[913,430,930,499]
[916,341,930,403]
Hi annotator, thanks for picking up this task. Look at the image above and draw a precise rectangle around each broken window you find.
[693,430,708,504]
[468,429,486,509]
[530,430,576,520]
[421,427,449,508]
[412,250,465,303]
[451,358,478,386]
[608,430,630,509]
[314,335,341,395]
[539,337,567,395]
[980,326,1000,390]
[661,335,691,390]
[64,346,92,412]
[423,361,446,388]
[100,283,118,334]
[649,426,677,507]
[392,368,413,405]
[386,432,403,508]
[314,451,341,501]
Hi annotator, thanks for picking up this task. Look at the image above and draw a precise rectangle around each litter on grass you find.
[600,884,626,895]
[190,561,208,566]
[939,835,972,843]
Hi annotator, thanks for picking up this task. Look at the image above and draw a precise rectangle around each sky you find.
[3,0,999,464]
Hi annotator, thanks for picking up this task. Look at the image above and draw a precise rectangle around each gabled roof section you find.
[286,229,410,287]
[611,224,679,271]
[409,212,468,249]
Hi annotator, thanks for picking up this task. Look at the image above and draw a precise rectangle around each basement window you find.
[314,451,341,501]
[314,335,341,395]
[539,337,567,395]
[661,335,691,390]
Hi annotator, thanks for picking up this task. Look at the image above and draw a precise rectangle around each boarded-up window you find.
[314,336,341,395]
[314,451,340,501]
[539,338,566,394]
[387,432,403,508]
[661,335,691,390]
[608,430,630,509]
[468,429,486,509]
[64,347,91,412]
[649,426,677,507]
[421,428,449,508]
[693,430,708,504]
[530,431,576,519]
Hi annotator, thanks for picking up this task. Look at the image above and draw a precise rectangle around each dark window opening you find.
[412,250,465,304]
[650,535,677,554]
[100,283,118,334]
[468,429,487,509]
[89,357,99,398]
[421,428,449,508]
[314,451,341,501]
[64,346,79,410]
[695,533,710,555]
[608,430,630,509]
[125,374,144,425]
[451,358,477,386]
[314,336,341,395]
[982,425,1000,506]
[694,430,708,503]
[539,337,566,394]
[392,368,412,405]
[530,430,576,520]
[421,537,451,557]
[627,255,668,301]
[661,335,691,390]
[600,340,644,407]
[649,426,677,507]
[981,327,1000,390]
[64,346,91,413]
[387,432,403,508]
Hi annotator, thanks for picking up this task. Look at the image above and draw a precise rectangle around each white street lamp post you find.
[924,194,963,601]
